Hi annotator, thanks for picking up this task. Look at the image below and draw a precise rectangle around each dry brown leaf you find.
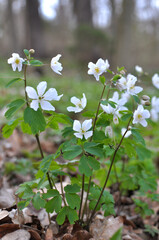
[45,228,53,240]
[0,224,20,238]
[1,229,30,240]
[28,229,42,240]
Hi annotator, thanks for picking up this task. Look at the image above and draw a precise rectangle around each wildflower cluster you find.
[3,50,158,228]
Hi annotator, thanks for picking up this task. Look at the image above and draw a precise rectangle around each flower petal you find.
[30,100,39,111]
[44,88,63,101]
[73,120,81,132]
[67,106,81,113]
[40,100,55,111]
[140,119,147,127]
[74,132,83,139]
[37,81,47,96]
[84,131,93,139]
[81,93,87,108]
[82,119,92,131]
[71,96,80,105]
[143,109,150,118]
[26,86,38,99]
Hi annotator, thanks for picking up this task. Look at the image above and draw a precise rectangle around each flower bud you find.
[29,49,35,54]
[144,100,151,106]
[105,126,113,138]
[142,95,150,101]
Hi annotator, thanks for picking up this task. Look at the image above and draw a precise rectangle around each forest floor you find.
[0,129,158,240]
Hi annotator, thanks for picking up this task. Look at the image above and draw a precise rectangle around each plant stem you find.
[81,176,92,221]
[23,63,53,189]
[79,174,85,220]
[81,83,106,220]
[87,117,132,226]
[60,175,67,206]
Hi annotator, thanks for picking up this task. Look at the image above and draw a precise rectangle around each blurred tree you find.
[72,0,93,26]
[115,0,135,68]
[25,0,45,56]
[7,0,19,52]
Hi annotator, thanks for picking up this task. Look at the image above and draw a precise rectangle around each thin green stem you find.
[60,175,67,206]
[79,174,85,220]
[23,63,53,190]
[81,83,106,220]
[87,117,132,226]
[81,176,92,221]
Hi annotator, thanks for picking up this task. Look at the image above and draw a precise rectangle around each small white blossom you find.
[152,73,159,89]
[150,96,159,121]
[135,65,143,73]
[105,126,113,138]
[126,74,143,95]
[73,119,93,139]
[88,58,109,81]
[8,53,24,72]
[50,54,63,75]
[100,91,127,124]
[133,105,150,127]
[67,93,87,113]
[26,81,63,111]
[118,76,127,91]
[121,127,131,138]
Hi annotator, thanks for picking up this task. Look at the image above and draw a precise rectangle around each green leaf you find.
[79,155,92,177]
[82,111,95,118]
[5,99,25,119]
[131,129,145,146]
[133,95,140,104]
[29,60,43,66]
[136,144,151,160]
[2,119,19,138]
[56,206,67,225]
[121,113,133,121]
[23,49,30,56]
[6,78,23,88]
[22,184,34,199]
[64,184,80,193]
[87,156,100,170]
[65,193,80,209]
[21,121,32,134]
[84,142,104,158]
[63,145,82,160]
[62,127,74,138]
[43,189,60,199]
[100,100,117,108]
[45,195,62,213]
[32,192,45,210]
[99,76,105,85]
[102,203,115,216]
[112,75,121,82]
[117,66,125,72]
[24,107,46,134]
[18,200,30,210]
[110,228,122,240]
[67,208,78,224]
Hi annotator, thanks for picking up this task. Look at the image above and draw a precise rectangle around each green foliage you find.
[84,142,104,158]
[32,192,45,210]
[56,206,78,225]
[45,195,62,213]
[24,107,46,134]
[62,145,82,160]
[6,78,23,88]
[133,198,154,217]
[110,228,122,240]
[5,99,25,119]
[144,225,159,237]
[2,118,19,138]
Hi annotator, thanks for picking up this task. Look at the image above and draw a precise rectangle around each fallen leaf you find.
[1,229,30,240]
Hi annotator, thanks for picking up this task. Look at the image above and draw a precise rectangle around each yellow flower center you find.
[95,67,100,73]
[15,59,20,64]
[130,85,135,89]
[39,96,44,100]
[81,129,85,133]
[137,114,142,119]
[77,101,82,108]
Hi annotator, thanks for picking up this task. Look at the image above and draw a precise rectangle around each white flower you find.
[150,109,158,122]
[50,54,63,75]
[8,53,24,72]
[126,74,143,95]
[26,81,63,111]
[135,65,143,73]
[151,96,159,112]
[133,105,150,127]
[73,119,93,139]
[88,58,109,81]
[105,126,113,138]
[100,91,127,124]
[118,76,127,91]
[121,127,131,138]
[152,73,159,89]
[67,93,87,113]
